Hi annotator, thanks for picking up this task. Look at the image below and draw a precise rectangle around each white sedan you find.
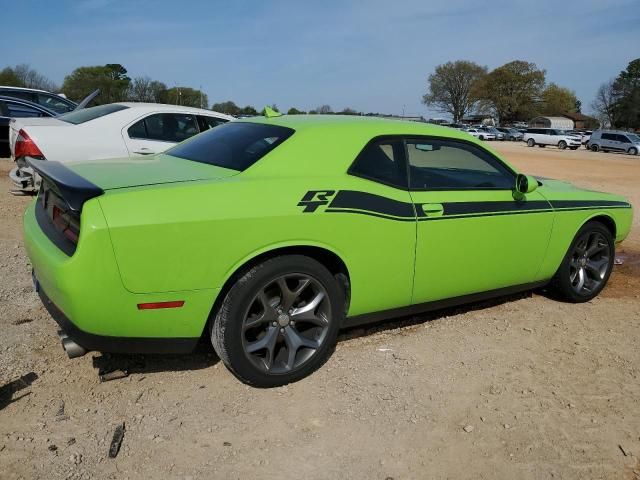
[463,128,495,141]
[9,103,233,193]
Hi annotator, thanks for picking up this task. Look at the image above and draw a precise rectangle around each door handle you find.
[421,203,444,217]
[134,148,155,155]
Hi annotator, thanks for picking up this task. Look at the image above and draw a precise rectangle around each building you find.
[528,116,575,130]
[461,114,495,126]
[559,112,599,130]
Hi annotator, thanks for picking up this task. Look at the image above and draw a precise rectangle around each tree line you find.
[422,58,640,129]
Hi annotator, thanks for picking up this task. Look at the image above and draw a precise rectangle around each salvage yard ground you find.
[1,142,639,480]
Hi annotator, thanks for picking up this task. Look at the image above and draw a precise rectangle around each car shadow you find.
[0,372,38,411]
[89,290,536,377]
[91,339,219,377]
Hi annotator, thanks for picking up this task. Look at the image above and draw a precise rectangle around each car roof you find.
[242,114,480,139]
[112,102,234,118]
[0,85,52,94]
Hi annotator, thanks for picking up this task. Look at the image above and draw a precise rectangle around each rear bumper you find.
[37,285,199,354]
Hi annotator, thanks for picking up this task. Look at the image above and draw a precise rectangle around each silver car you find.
[588,130,640,155]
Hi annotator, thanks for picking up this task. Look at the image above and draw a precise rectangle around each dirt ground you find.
[1,143,639,480]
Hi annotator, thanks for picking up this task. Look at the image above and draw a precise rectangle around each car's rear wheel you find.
[550,221,614,302]
[558,140,567,150]
[591,144,599,152]
[629,147,638,155]
[527,138,535,147]
[210,255,345,387]
[479,135,485,140]
[570,146,579,150]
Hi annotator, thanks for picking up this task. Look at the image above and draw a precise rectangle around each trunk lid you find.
[64,153,239,190]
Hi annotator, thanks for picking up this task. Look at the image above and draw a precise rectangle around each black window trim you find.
[347,134,517,193]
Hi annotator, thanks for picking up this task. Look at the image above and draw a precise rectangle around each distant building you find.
[528,116,575,130]
[560,112,599,130]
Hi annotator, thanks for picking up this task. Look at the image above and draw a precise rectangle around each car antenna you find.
[263,106,282,118]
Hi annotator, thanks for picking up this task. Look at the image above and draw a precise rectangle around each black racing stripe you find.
[550,200,631,209]
[441,200,551,216]
[325,208,415,221]
[328,190,415,218]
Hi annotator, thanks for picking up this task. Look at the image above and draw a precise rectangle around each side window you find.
[602,133,615,141]
[3,91,36,102]
[617,134,631,143]
[349,139,407,188]
[127,119,147,139]
[37,94,74,114]
[5,101,46,118]
[197,115,228,132]
[129,113,199,142]
[406,139,514,191]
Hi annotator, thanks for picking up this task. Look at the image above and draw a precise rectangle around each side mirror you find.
[515,173,538,195]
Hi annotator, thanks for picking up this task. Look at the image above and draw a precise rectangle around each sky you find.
[1,0,638,118]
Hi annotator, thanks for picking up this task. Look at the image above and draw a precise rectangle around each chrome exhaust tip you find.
[61,336,87,359]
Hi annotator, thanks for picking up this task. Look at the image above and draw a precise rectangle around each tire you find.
[549,221,615,303]
[570,147,578,150]
[210,255,345,387]
[479,135,485,140]
[527,138,535,147]
[590,144,599,152]
[539,144,546,148]
[558,140,567,150]
[629,147,638,156]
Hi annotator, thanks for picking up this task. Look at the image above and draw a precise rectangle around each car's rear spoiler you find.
[27,158,103,212]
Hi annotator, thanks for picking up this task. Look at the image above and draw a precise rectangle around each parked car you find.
[480,126,505,141]
[0,96,57,158]
[24,113,632,386]
[496,127,524,141]
[523,128,582,150]
[587,130,640,155]
[464,128,495,140]
[0,86,78,114]
[568,130,592,147]
[9,102,234,192]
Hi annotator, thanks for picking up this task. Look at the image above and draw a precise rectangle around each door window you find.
[197,115,228,132]
[406,139,514,190]
[601,133,616,141]
[37,93,74,114]
[617,134,631,143]
[349,139,407,188]
[5,101,47,118]
[127,113,199,142]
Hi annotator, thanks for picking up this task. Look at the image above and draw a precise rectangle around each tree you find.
[339,107,358,115]
[316,104,332,114]
[0,64,57,91]
[591,80,616,128]
[211,101,241,115]
[574,99,582,113]
[472,60,546,123]
[611,58,640,129]
[239,105,258,116]
[422,60,487,123]
[128,76,167,103]
[0,67,21,86]
[539,83,578,116]
[164,87,208,108]
[287,107,305,115]
[62,64,131,104]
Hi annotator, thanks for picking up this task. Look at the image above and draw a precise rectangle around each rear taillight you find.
[51,204,80,245]
[14,129,44,159]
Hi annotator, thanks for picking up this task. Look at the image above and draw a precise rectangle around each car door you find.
[616,134,631,152]
[123,112,199,156]
[406,137,555,304]
[601,133,617,151]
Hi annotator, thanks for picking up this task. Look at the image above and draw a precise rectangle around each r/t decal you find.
[298,190,336,212]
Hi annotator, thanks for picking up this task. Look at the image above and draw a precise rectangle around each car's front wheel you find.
[211,255,345,387]
[550,221,614,302]
[629,147,638,156]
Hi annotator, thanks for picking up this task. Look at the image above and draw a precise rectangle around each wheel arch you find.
[202,242,352,336]
[579,213,616,238]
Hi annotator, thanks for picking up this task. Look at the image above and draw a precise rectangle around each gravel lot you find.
[1,143,639,480]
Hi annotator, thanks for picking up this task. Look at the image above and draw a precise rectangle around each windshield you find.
[58,104,128,124]
[167,121,295,171]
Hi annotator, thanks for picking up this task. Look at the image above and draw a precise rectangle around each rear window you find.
[167,122,294,171]
[58,104,129,125]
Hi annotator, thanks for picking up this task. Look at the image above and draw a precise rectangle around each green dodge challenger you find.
[24,113,632,386]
